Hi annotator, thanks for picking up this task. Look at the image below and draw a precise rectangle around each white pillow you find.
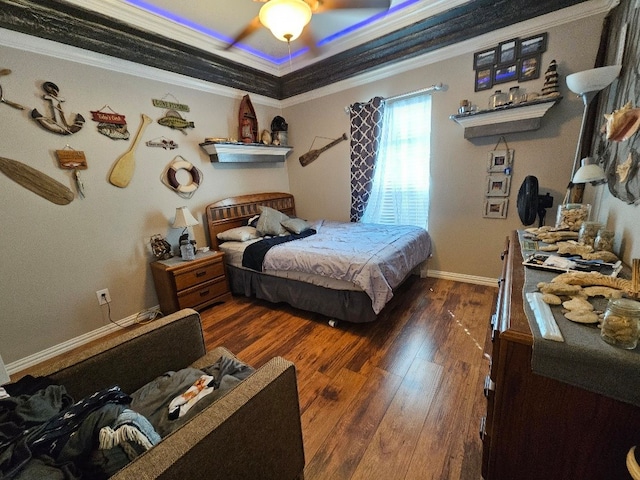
[217,226,260,242]
[281,218,312,234]
[256,206,289,236]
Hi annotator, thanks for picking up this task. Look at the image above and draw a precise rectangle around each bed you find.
[206,192,431,323]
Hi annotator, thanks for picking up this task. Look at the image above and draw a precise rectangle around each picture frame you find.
[518,55,541,82]
[488,149,513,173]
[483,198,509,219]
[497,39,518,65]
[473,48,497,70]
[493,64,517,84]
[475,67,494,92]
[485,174,511,197]
[517,32,547,57]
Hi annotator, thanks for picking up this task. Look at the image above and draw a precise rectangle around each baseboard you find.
[427,270,499,288]
[6,305,161,376]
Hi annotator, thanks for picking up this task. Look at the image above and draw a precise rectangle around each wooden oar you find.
[299,133,348,167]
[109,113,152,188]
[0,156,74,205]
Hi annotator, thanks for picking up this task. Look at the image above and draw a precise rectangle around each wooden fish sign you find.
[157,110,194,134]
[90,106,130,140]
[31,82,85,135]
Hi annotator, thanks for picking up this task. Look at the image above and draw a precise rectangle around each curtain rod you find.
[386,82,447,102]
[344,83,447,113]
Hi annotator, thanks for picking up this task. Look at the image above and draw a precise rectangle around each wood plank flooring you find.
[199,276,496,480]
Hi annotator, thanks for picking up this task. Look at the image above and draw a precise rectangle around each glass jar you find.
[595,229,615,252]
[508,86,525,105]
[601,298,640,349]
[578,221,603,247]
[555,203,591,231]
[489,90,508,109]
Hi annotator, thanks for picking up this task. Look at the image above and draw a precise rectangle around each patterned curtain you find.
[349,97,385,222]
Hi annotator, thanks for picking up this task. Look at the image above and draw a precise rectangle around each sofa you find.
[13,308,305,479]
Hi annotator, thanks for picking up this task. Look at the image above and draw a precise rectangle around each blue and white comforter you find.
[262,221,431,314]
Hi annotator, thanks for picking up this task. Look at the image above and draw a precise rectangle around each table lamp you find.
[172,206,199,258]
[564,65,621,202]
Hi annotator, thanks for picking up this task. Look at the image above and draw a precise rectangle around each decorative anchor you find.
[31,82,85,135]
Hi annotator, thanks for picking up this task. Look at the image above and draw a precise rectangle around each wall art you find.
[483,198,509,218]
[486,173,511,197]
[31,82,85,135]
[90,106,129,140]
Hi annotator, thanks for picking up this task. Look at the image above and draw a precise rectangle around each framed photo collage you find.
[473,33,547,92]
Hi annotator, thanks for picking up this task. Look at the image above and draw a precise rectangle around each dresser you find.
[482,231,640,479]
[150,250,231,315]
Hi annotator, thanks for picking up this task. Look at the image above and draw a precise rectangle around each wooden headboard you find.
[206,192,296,250]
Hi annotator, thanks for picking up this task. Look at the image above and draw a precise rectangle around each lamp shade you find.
[172,206,199,229]
[259,0,312,42]
[572,157,606,184]
[566,65,622,95]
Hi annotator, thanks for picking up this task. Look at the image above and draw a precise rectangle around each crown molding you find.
[0,0,618,103]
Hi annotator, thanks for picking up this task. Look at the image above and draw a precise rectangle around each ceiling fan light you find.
[259,0,312,42]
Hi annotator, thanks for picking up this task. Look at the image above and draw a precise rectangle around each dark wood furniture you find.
[482,231,640,479]
[150,250,230,315]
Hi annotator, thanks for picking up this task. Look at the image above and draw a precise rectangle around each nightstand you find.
[150,250,231,315]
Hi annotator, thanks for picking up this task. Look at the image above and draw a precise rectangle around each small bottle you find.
[595,229,615,252]
[578,221,603,247]
[601,298,640,349]
[180,240,195,261]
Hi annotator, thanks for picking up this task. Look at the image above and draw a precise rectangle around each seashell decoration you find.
[604,101,640,142]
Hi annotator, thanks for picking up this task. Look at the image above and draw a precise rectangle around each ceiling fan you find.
[225,0,391,52]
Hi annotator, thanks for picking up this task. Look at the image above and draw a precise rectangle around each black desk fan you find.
[517,175,554,227]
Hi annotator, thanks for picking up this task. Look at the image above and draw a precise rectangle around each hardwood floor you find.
[199,276,496,480]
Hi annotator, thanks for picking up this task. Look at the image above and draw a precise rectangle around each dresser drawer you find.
[177,277,228,309]
[174,260,225,291]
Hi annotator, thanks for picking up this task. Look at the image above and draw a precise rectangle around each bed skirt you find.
[226,265,378,323]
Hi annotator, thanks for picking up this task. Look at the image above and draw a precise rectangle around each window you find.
[361,94,431,229]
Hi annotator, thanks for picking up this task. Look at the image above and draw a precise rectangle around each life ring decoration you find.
[162,156,202,198]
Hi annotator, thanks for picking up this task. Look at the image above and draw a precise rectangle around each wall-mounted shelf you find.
[199,141,293,163]
[450,97,561,139]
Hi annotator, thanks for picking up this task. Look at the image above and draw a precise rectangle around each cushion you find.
[217,226,260,242]
[256,206,289,236]
[281,217,312,234]
[247,215,260,227]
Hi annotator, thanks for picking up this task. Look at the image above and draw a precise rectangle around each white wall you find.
[0,35,289,363]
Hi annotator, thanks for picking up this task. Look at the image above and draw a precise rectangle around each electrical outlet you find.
[96,288,111,305]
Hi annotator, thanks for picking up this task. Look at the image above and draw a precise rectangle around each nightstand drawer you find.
[177,277,228,309]
[174,260,225,291]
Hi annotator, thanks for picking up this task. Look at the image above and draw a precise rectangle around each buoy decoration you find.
[162,156,202,198]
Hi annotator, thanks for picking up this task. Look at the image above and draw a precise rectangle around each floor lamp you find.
[564,65,621,203]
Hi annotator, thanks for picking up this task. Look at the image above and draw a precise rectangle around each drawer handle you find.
[479,416,487,440]
[199,289,210,297]
[483,375,495,397]
[195,270,207,277]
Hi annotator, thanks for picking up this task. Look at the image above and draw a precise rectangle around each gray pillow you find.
[281,217,312,234]
[256,206,289,236]
[217,226,260,242]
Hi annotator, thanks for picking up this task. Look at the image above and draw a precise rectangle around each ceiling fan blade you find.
[224,16,263,50]
[316,0,391,10]
[299,28,321,57]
